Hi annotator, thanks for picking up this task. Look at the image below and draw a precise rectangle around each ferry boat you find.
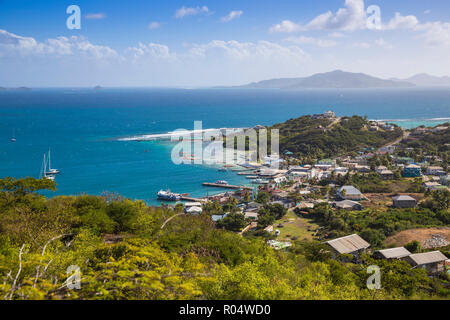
[157,190,181,201]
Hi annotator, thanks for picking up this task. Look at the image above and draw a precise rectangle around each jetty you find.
[179,195,207,203]
[202,182,252,190]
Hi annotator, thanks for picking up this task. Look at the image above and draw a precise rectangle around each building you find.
[426,166,444,175]
[333,200,363,211]
[337,185,364,201]
[440,175,450,186]
[402,164,422,178]
[326,234,370,259]
[244,211,259,220]
[392,195,417,208]
[404,251,448,274]
[424,182,443,191]
[185,202,203,215]
[379,169,394,180]
[375,166,388,174]
[374,247,411,261]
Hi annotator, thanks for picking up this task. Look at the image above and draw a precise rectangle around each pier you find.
[179,196,207,202]
[202,182,252,190]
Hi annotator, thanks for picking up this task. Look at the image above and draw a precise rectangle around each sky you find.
[0,0,450,87]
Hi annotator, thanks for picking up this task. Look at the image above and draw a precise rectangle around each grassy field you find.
[273,210,320,241]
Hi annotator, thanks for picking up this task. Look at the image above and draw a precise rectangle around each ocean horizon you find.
[1,87,449,204]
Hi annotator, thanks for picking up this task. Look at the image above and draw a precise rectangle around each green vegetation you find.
[271,115,403,159]
[0,178,448,300]
[305,193,449,247]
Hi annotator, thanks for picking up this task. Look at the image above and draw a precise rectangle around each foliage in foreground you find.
[0,178,448,300]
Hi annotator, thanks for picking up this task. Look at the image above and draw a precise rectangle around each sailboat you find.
[10,129,16,143]
[47,149,60,175]
[40,154,55,181]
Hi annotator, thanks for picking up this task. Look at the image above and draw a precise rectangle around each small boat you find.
[252,179,269,184]
[157,190,181,201]
[218,167,227,172]
[10,129,16,142]
[215,180,228,185]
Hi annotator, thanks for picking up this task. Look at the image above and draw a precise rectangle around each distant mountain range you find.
[236,70,450,89]
[391,73,450,87]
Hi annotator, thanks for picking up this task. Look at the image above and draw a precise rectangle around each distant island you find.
[235,70,450,89]
[0,87,32,91]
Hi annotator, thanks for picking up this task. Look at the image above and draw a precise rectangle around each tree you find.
[216,213,247,232]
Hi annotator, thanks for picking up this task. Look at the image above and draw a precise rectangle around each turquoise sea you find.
[0,87,449,204]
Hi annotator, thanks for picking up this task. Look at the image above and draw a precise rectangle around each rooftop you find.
[326,234,370,254]
[392,195,416,201]
[407,251,448,266]
[338,185,362,196]
[376,247,411,259]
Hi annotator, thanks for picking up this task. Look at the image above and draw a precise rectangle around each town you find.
[172,112,449,276]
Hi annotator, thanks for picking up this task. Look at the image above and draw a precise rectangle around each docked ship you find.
[157,190,181,201]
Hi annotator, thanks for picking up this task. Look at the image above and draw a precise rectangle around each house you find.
[333,200,363,211]
[337,185,364,201]
[402,164,422,178]
[392,195,417,208]
[326,234,370,258]
[404,251,448,274]
[424,182,443,191]
[440,175,450,186]
[379,169,394,180]
[185,206,203,215]
[374,247,411,261]
[375,166,388,174]
[355,165,371,173]
[184,202,203,215]
[426,166,444,175]
[244,211,259,220]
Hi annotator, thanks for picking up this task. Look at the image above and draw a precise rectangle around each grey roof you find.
[392,195,416,201]
[338,186,362,196]
[326,234,370,254]
[334,200,361,209]
[376,247,411,259]
[407,251,448,266]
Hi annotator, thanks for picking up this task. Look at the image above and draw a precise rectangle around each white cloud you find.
[148,22,162,30]
[383,12,419,30]
[328,32,345,38]
[417,22,450,46]
[269,20,303,33]
[125,42,176,61]
[284,36,337,47]
[85,13,106,20]
[175,6,209,19]
[306,0,366,31]
[352,42,371,49]
[0,29,117,58]
[221,10,243,23]
[424,10,431,15]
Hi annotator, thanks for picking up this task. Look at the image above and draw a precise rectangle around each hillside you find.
[239,70,414,89]
[271,115,403,159]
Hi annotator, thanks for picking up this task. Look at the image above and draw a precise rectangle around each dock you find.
[179,196,207,203]
[202,182,252,190]
[237,171,257,175]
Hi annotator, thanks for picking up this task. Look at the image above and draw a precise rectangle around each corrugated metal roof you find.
[408,251,448,266]
[392,195,416,201]
[326,234,370,254]
[377,247,411,259]
[338,186,362,195]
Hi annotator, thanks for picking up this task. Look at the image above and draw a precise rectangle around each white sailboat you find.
[47,149,60,175]
[40,154,55,181]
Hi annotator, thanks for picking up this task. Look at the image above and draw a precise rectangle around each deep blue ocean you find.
[1,87,449,204]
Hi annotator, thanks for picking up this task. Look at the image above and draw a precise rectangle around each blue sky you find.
[1,0,450,86]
